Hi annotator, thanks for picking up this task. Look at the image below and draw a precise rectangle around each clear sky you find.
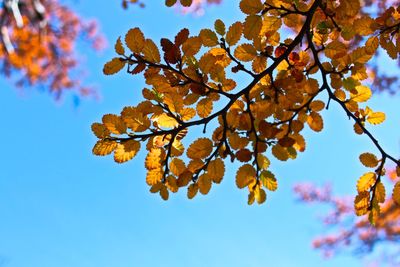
[0,1,399,267]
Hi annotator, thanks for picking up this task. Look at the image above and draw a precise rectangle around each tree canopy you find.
[92,0,400,226]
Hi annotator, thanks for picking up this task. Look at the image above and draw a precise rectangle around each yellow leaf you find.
[206,158,225,183]
[199,29,219,47]
[257,154,270,170]
[236,164,256,189]
[365,36,379,55]
[350,85,371,102]
[367,112,385,125]
[145,148,163,170]
[92,140,118,156]
[252,56,267,73]
[214,19,226,35]
[234,43,257,61]
[248,191,255,205]
[166,175,178,193]
[103,58,126,75]
[357,172,376,192]
[198,174,212,195]
[226,22,243,46]
[354,191,370,216]
[91,123,110,138]
[243,15,262,40]
[114,140,141,163]
[164,93,184,113]
[125,27,145,53]
[187,183,198,199]
[196,98,213,118]
[307,111,323,132]
[353,16,375,36]
[239,0,263,15]
[359,152,378,168]
[154,113,179,128]
[102,114,127,135]
[254,186,266,204]
[169,158,186,176]
[146,168,163,185]
[187,138,213,159]
[393,181,400,205]
[375,182,386,203]
[260,170,277,191]
[271,144,289,161]
[115,37,125,55]
[179,108,196,121]
[142,39,161,63]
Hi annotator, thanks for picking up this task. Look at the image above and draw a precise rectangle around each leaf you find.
[260,170,277,191]
[307,112,323,132]
[182,37,202,56]
[254,186,266,204]
[309,100,325,112]
[92,140,118,156]
[114,140,141,163]
[165,0,177,7]
[239,0,263,15]
[91,123,110,138]
[180,0,192,7]
[155,113,179,128]
[354,191,369,216]
[359,153,379,168]
[196,98,213,118]
[146,168,163,185]
[207,158,225,183]
[236,164,256,189]
[357,172,376,192]
[375,182,386,203]
[350,85,371,102]
[214,19,226,35]
[325,40,347,59]
[145,148,163,170]
[102,114,127,134]
[159,185,169,200]
[271,144,289,161]
[367,112,386,125]
[226,22,243,46]
[199,29,219,47]
[393,181,400,205]
[234,43,257,61]
[142,39,161,63]
[103,58,126,75]
[169,158,186,176]
[198,174,212,195]
[115,37,125,55]
[125,27,145,53]
[187,138,213,159]
[243,15,262,40]
[187,183,198,199]
[166,175,178,193]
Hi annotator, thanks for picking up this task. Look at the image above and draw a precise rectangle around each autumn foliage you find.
[1,0,104,97]
[93,0,400,224]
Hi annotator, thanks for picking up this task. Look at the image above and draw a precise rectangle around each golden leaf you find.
[125,27,145,53]
[214,19,226,35]
[145,148,163,170]
[103,58,126,75]
[393,182,400,205]
[169,158,186,176]
[206,158,225,183]
[367,111,386,125]
[243,15,262,40]
[166,175,178,193]
[260,170,277,191]
[309,100,325,112]
[350,85,371,102]
[102,114,127,134]
[239,0,263,15]
[254,186,266,204]
[199,29,219,47]
[182,37,202,56]
[92,140,118,156]
[325,40,347,59]
[187,138,213,159]
[271,144,289,161]
[196,98,213,118]
[198,173,212,195]
[226,21,243,46]
[179,108,196,121]
[357,172,376,192]
[236,164,256,189]
[115,37,125,55]
[154,113,179,128]
[146,168,163,185]
[359,152,379,168]
[307,112,324,132]
[234,43,257,61]
[91,123,110,139]
[354,191,370,216]
[187,183,198,199]
[142,39,161,63]
[121,107,150,132]
[114,140,141,163]
[375,182,386,203]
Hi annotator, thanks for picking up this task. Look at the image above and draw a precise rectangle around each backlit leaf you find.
[187,138,213,159]
[236,164,256,188]
[357,172,376,192]
[114,140,141,163]
[125,27,145,53]
[359,153,379,168]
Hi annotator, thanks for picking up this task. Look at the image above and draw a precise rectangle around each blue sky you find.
[0,1,399,267]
